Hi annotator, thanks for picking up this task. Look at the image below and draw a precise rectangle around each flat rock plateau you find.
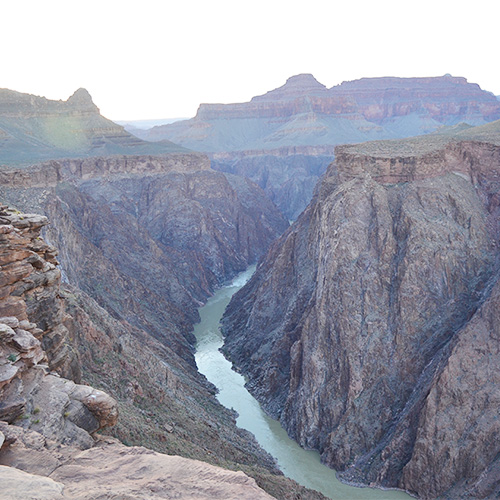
[222,119,500,499]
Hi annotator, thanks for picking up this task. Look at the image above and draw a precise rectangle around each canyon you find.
[222,119,500,499]
[0,153,326,498]
[0,206,279,499]
[0,87,331,499]
[135,74,500,218]
[2,82,500,499]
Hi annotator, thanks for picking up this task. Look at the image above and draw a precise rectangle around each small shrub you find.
[7,354,17,362]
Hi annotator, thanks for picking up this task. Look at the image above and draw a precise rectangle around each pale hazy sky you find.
[3,0,499,120]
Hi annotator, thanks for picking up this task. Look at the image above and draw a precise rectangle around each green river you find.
[193,266,412,500]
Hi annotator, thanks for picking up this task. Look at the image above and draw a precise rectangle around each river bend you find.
[193,266,411,500]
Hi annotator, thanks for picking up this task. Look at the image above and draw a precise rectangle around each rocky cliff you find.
[0,155,328,499]
[0,207,78,382]
[136,74,500,218]
[0,206,292,500]
[0,87,185,166]
[0,154,288,350]
[0,151,287,373]
[0,204,118,447]
[222,121,500,499]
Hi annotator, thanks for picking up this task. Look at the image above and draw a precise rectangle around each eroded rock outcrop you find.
[222,122,500,499]
[0,206,118,447]
[212,146,336,220]
[0,206,78,381]
[399,278,500,499]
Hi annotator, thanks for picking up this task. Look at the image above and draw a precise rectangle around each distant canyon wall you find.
[211,147,336,220]
[138,74,500,220]
[193,75,500,123]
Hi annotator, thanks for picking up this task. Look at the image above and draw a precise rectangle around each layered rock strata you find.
[148,75,500,147]
[0,206,118,447]
[222,123,500,499]
[138,74,500,218]
[0,206,78,381]
[0,87,185,166]
[212,146,335,220]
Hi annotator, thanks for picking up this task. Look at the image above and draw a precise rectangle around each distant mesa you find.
[0,87,186,166]
[251,73,327,101]
[140,73,500,153]
[134,73,500,219]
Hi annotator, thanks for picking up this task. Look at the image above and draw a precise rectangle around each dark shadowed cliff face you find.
[211,148,334,220]
[399,278,500,499]
[222,124,500,499]
[0,154,288,361]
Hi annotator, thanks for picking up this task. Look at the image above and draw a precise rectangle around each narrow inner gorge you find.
[193,266,412,500]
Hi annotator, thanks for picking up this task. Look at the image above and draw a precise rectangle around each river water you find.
[193,266,412,500]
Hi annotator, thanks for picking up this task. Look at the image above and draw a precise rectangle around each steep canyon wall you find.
[222,134,500,499]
